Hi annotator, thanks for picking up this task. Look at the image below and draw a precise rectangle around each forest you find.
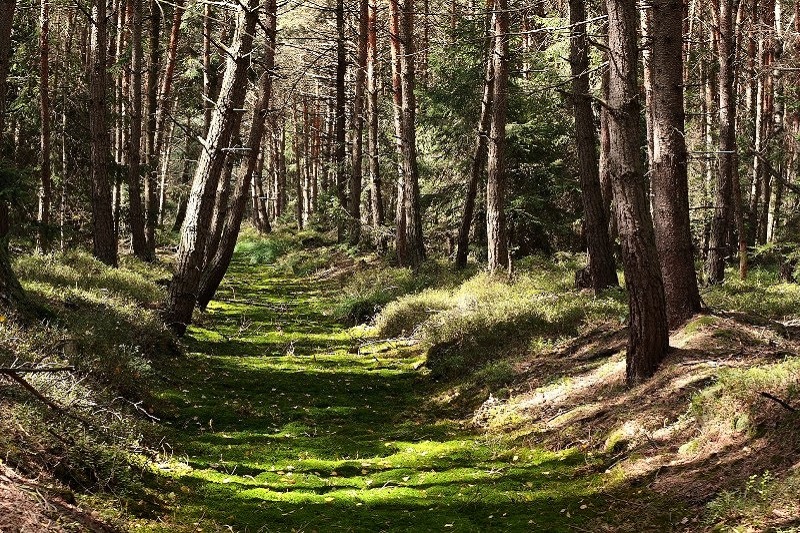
[1,0,800,530]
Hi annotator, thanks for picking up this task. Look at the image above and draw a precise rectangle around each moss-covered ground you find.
[137,256,620,532]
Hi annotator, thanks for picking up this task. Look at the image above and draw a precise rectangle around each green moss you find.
[133,250,619,532]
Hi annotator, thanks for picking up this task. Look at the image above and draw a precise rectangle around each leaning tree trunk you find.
[455,2,494,269]
[486,0,509,274]
[125,0,149,261]
[650,0,701,326]
[164,0,258,335]
[705,0,736,284]
[568,0,618,290]
[197,0,277,310]
[89,0,118,267]
[606,0,669,385]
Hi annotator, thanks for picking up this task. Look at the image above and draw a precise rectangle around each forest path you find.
[142,256,604,532]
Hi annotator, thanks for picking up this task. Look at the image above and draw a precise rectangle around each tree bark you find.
[486,0,509,274]
[126,0,149,261]
[605,0,669,385]
[144,0,161,258]
[398,0,425,267]
[197,0,277,310]
[455,2,494,269]
[334,0,347,227]
[164,0,258,335]
[366,0,383,231]
[388,0,407,263]
[649,0,701,326]
[349,0,368,245]
[0,0,27,308]
[37,0,52,253]
[705,0,737,284]
[89,0,118,266]
[568,0,618,289]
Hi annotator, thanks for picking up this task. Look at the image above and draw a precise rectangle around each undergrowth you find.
[0,250,173,518]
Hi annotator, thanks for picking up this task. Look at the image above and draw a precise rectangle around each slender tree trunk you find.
[155,0,186,227]
[89,0,118,266]
[203,4,213,136]
[37,0,52,253]
[0,0,27,307]
[334,0,347,228]
[144,0,161,258]
[126,0,149,260]
[197,0,277,309]
[294,102,304,229]
[705,0,737,284]
[455,2,494,269]
[172,121,193,232]
[399,0,425,266]
[349,0,368,245]
[388,0,407,263]
[649,0,701,326]
[605,0,669,384]
[486,0,509,274]
[568,0,618,289]
[366,0,383,231]
[164,0,258,335]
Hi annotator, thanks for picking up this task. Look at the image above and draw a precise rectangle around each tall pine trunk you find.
[37,0,52,253]
[705,0,737,284]
[605,0,669,384]
[349,0,368,245]
[568,0,618,290]
[366,0,384,231]
[89,0,118,266]
[485,0,509,274]
[126,0,149,261]
[144,0,161,258]
[649,0,701,326]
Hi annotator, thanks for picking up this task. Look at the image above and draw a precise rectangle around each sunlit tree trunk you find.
[605,0,669,384]
[650,0,701,326]
[164,0,258,335]
[349,0,368,245]
[366,0,383,231]
[486,0,509,274]
[568,0,618,289]
[144,0,161,258]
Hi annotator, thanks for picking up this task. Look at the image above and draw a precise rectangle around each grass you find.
[130,243,636,532]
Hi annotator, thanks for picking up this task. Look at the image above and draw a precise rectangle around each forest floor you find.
[132,256,621,532]
[3,232,800,532]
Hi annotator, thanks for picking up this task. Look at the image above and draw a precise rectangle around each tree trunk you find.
[366,0,383,231]
[568,0,618,289]
[126,0,149,261]
[164,0,258,335]
[649,0,701,326]
[605,0,669,385]
[399,0,425,267]
[197,0,277,310]
[705,0,737,284]
[37,0,52,253]
[0,0,27,308]
[388,0,407,263]
[349,0,368,245]
[155,0,186,226]
[144,0,161,258]
[486,0,509,274]
[203,4,213,135]
[455,2,494,269]
[89,0,118,266]
[334,0,347,227]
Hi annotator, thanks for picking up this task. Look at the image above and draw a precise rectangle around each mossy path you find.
[140,258,608,532]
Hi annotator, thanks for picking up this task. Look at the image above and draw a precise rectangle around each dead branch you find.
[759,391,797,412]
